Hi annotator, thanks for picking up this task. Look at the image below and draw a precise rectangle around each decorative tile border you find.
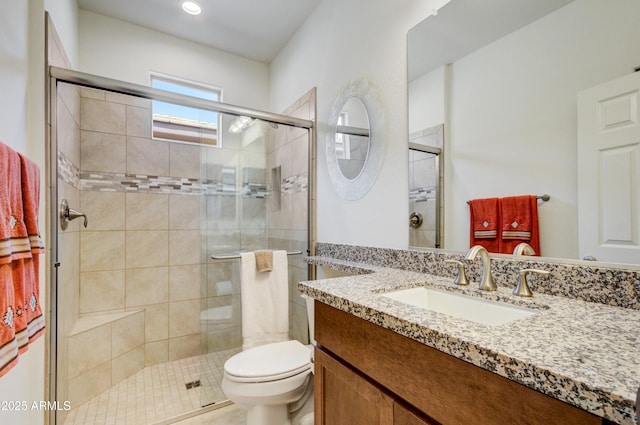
[57,151,307,198]
[282,172,308,195]
[81,171,221,195]
[57,151,81,190]
[409,186,436,202]
[242,182,268,198]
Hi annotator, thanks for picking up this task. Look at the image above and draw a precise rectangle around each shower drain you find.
[185,380,201,390]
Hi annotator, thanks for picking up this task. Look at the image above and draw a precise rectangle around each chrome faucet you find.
[464,245,497,291]
[513,242,536,256]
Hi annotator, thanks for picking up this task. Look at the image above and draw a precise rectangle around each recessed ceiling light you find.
[181,1,202,15]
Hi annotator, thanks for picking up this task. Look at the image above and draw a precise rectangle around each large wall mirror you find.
[408,0,640,265]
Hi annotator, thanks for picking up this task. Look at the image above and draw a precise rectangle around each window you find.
[335,111,351,159]
[150,73,222,146]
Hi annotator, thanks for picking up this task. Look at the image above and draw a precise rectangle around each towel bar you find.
[211,250,303,260]
[466,194,550,205]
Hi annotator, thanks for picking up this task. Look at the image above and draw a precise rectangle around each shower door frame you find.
[47,65,316,425]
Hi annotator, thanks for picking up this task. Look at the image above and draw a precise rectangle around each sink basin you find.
[381,287,536,326]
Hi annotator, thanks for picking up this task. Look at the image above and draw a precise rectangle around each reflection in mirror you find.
[327,78,385,201]
[335,98,370,180]
[408,0,640,265]
[409,124,443,249]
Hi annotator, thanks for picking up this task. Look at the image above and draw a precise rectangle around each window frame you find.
[149,72,223,147]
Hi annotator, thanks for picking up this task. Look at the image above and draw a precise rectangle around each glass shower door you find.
[50,68,314,423]
[199,114,311,408]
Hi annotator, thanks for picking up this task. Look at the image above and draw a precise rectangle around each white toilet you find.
[222,296,315,425]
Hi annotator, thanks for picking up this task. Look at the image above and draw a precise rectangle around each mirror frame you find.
[326,78,385,201]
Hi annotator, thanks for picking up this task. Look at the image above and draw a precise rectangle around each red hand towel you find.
[468,198,501,253]
[11,259,30,352]
[0,263,19,377]
[499,195,540,255]
[19,153,44,255]
[18,154,45,346]
[0,142,27,376]
[0,142,30,264]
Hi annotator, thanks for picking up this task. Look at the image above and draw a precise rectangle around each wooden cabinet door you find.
[315,347,394,425]
[395,401,440,425]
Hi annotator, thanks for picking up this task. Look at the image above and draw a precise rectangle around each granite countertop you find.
[299,256,640,425]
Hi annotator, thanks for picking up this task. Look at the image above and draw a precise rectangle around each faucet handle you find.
[444,260,470,286]
[513,268,550,297]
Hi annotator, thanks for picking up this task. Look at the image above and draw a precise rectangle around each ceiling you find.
[408,0,574,81]
[76,0,322,63]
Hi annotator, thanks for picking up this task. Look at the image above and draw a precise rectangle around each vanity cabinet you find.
[394,402,437,425]
[314,301,609,425]
[315,347,437,425]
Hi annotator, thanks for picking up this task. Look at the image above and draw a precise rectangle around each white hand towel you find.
[240,250,289,350]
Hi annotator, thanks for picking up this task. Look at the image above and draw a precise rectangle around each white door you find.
[578,72,640,263]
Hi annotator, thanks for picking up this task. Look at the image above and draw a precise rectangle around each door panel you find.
[314,348,394,425]
[395,401,440,425]
[578,72,640,263]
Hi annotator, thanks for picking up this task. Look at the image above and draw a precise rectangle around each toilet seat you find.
[224,340,311,383]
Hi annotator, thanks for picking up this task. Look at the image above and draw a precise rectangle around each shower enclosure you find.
[49,67,314,425]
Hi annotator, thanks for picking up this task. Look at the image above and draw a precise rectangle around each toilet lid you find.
[224,340,311,382]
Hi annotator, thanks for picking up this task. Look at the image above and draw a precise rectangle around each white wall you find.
[408,66,446,134]
[78,10,270,110]
[442,0,640,258]
[1,0,30,152]
[44,0,78,67]
[274,0,639,256]
[270,0,451,249]
[0,0,46,423]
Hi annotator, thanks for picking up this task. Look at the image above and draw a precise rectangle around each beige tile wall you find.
[57,79,315,412]
[66,311,145,406]
[78,88,206,367]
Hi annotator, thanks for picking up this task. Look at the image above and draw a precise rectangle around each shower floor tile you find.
[64,347,241,425]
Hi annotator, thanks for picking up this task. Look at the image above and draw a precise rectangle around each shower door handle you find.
[60,199,88,230]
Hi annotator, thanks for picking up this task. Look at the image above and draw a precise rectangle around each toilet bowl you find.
[222,296,315,425]
[222,340,313,425]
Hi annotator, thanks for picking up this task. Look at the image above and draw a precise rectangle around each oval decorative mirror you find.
[326,78,384,200]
